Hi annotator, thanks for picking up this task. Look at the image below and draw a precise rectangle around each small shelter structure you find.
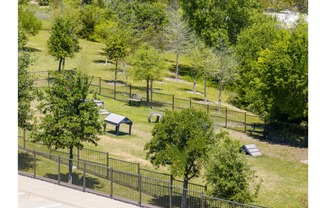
[104,113,133,136]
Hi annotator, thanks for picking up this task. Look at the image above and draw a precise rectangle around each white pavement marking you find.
[35,204,62,208]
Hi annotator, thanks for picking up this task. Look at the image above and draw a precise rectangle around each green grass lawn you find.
[22,11,308,207]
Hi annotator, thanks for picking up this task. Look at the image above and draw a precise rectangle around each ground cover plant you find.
[19,2,308,207]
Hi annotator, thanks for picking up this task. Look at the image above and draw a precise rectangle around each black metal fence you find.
[18,128,207,194]
[18,147,265,208]
[29,70,308,147]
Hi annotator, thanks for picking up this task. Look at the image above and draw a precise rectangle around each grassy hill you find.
[21,3,308,208]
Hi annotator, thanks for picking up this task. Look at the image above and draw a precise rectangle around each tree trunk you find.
[62,58,65,70]
[58,57,63,71]
[146,79,150,104]
[193,71,197,93]
[123,59,128,86]
[181,176,189,208]
[68,146,73,184]
[150,80,153,106]
[175,53,179,80]
[204,75,207,103]
[217,72,224,112]
[114,59,118,99]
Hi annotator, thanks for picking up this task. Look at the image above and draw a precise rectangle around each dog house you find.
[104,113,133,136]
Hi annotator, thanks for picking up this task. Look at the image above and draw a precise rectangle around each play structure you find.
[104,113,133,136]
[94,100,110,115]
[148,112,164,123]
[240,144,262,156]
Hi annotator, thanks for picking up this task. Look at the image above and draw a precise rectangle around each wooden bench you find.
[127,94,143,106]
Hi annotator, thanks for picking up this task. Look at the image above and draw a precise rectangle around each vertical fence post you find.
[106,152,109,180]
[264,117,267,138]
[83,161,86,192]
[33,150,36,178]
[58,156,61,185]
[48,71,50,88]
[77,148,80,169]
[138,173,142,206]
[201,192,204,208]
[23,128,26,148]
[169,175,173,208]
[190,99,192,108]
[244,112,247,133]
[225,108,228,128]
[110,168,113,197]
[172,95,174,111]
[99,77,102,95]
[207,104,209,114]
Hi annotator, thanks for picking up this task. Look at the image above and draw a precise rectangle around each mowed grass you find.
[23,17,308,207]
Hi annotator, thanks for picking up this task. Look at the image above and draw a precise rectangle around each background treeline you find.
[18,0,308,126]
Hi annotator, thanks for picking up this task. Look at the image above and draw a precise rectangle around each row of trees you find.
[19,0,308,123]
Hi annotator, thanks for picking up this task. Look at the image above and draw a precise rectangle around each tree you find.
[47,15,80,71]
[164,5,191,79]
[234,14,308,123]
[234,14,281,115]
[205,131,262,204]
[18,52,35,130]
[187,38,206,93]
[179,0,262,45]
[33,70,103,183]
[131,43,165,104]
[213,38,237,111]
[18,5,42,50]
[104,28,129,98]
[144,108,216,208]
[18,6,42,36]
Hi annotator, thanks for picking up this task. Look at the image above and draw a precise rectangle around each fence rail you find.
[18,147,265,208]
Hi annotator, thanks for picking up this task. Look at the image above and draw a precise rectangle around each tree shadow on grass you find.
[22,47,42,53]
[44,172,103,189]
[18,152,35,171]
[148,194,202,208]
[168,64,193,77]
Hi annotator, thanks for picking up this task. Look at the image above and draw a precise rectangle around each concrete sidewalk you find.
[18,175,139,208]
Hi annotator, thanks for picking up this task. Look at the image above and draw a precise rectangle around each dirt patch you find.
[164,77,189,84]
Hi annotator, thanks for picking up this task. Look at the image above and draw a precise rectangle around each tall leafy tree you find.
[18,5,42,50]
[104,28,129,98]
[33,70,103,183]
[47,15,80,71]
[213,38,237,111]
[205,131,262,203]
[131,43,165,103]
[145,108,216,208]
[234,14,308,122]
[18,53,35,130]
[234,14,281,115]
[179,0,262,45]
[164,5,191,79]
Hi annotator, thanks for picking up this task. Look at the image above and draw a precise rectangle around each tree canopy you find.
[131,43,165,103]
[18,53,35,130]
[234,15,308,122]
[179,0,262,45]
[205,131,262,203]
[47,15,80,71]
[144,108,216,208]
[33,70,103,183]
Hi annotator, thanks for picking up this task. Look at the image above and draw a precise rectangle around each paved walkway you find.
[18,175,139,208]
